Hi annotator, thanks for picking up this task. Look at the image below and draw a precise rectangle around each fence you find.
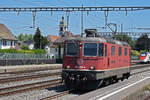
[0,53,64,59]
[0,53,63,66]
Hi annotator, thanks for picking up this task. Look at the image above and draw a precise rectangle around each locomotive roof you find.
[65,37,130,47]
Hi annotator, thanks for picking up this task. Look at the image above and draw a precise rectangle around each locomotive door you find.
[103,44,109,69]
[110,45,116,68]
[98,43,108,69]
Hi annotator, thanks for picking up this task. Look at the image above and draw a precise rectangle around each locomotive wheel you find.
[121,78,124,81]
[104,78,110,86]
[111,76,118,83]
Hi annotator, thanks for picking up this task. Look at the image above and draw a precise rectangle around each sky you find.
[1,0,150,36]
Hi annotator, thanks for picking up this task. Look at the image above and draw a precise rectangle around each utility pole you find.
[66,11,70,30]
[121,23,123,34]
[121,23,123,41]
[81,4,84,36]
[32,11,36,28]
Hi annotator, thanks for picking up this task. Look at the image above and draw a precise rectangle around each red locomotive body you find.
[62,37,131,89]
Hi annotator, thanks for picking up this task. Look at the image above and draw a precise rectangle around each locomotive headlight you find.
[90,66,95,70]
[66,66,70,69]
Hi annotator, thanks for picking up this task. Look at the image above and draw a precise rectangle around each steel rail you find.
[40,90,74,100]
[0,67,62,75]
[0,72,61,84]
[0,63,149,98]
[0,79,62,97]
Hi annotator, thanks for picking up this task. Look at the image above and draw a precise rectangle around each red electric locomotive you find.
[62,30,131,89]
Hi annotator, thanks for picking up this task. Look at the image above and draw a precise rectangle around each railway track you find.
[0,72,61,84]
[41,90,73,100]
[0,62,148,99]
[0,63,142,84]
[0,67,62,75]
[40,64,150,100]
[0,78,62,97]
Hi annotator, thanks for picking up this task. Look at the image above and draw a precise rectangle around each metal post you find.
[81,4,84,36]
[121,23,123,40]
[66,11,70,31]
[121,23,123,33]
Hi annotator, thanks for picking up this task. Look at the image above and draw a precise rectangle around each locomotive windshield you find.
[84,43,97,56]
[66,43,79,56]
[140,52,147,57]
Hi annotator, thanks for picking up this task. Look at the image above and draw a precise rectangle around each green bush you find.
[0,49,46,54]
[31,49,46,54]
[21,44,29,50]
[131,50,140,56]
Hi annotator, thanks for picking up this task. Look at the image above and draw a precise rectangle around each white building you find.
[0,24,17,49]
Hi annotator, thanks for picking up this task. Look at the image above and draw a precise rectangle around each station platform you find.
[0,64,62,73]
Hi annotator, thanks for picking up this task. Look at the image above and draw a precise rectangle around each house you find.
[15,41,24,50]
[46,35,60,58]
[15,40,34,50]
[24,40,34,50]
[0,24,17,49]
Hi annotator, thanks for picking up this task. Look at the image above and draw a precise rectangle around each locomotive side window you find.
[125,48,127,56]
[84,43,97,56]
[99,43,104,56]
[66,43,79,56]
[105,45,107,56]
[119,47,122,56]
[111,46,115,56]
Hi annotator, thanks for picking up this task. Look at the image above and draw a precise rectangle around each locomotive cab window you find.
[125,48,127,56]
[84,43,97,56]
[66,43,79,56]
[99,43,104,56]
[111,46,115,56]
[119,47,122,56]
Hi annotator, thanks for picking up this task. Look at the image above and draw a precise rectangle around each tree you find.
[41,36,49,49]
[17,33,24,41]
[17,33,33,41]
[33,27,42,49]
[21,44,29,50]
[28,34,33,41]
[135,34,150,51]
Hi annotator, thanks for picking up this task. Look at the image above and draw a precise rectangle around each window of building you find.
[7,41,10,46]
[60,27,63,31]
[55,48,57,52]
[99,43,104,56]
[13,41,15,46]
[105,45,107,56]
[3,40,7,46]
[119,47,122,56]
[125,48,127,56]
[111,46,115,56]
[11,41,13,46]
